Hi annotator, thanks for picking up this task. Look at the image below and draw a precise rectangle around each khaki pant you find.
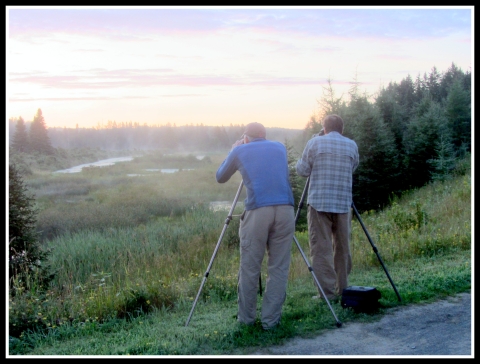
[237,205,295,329]
[307,205,352,298]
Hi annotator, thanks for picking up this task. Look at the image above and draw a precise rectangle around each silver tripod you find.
[185,179,342,327]
[185,181,244,327]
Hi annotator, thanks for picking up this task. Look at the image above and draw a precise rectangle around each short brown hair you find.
[322,114,344,134]
[244,122,266,138]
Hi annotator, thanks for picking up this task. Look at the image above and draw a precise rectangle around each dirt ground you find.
[250,292,472,357]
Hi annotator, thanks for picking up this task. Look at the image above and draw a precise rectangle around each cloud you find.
[8,7,471,42]
[9,68,332,90]
[9,96,148,102]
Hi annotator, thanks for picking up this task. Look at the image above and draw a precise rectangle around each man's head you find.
[244,122,266,140]
[322,114,344,134]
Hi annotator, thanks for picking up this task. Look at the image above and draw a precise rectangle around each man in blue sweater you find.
[216,122,295,330]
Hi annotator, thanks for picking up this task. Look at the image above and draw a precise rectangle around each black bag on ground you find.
[341,286,381,313]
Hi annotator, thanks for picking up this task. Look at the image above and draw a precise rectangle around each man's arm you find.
[352,142,360,172]
[216,150,239,183]
[296,148,312,177]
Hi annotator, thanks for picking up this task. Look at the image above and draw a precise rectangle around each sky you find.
[6,6,473,130]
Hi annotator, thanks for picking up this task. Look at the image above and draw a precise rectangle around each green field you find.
[8,150,471,356]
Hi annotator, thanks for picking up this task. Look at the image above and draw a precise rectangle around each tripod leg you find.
[294,177,309,225]
[293,236,342,327]
[185,181,244,326]
[294,177,342,327]
[351,202,402,302]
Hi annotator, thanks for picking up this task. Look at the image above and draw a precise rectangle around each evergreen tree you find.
[397,75,416,112]
[403,97,450,189]
[29,109,54,154]
[413,74,426,104]
[345,98,400,211]
[318,77,346,117]
[439,62,465,100]
[444,78,471,153]
[9,164,53,294]
[427,135,457,181]
[426,66,442,103]
[11,117,29,153]
[375,83,409,154]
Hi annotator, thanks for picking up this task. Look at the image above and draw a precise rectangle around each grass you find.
[8,150,471,356]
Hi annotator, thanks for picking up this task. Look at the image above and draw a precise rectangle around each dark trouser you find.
[307,205,352,298]
[237,205,294,329]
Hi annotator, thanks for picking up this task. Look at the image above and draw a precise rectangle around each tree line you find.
[8,116,303,153]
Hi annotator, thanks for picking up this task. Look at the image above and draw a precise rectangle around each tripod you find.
[292,178,343,327]
[185,181,244,327]
[351,201,402,302]
[298,177,402,303]
[185,179,342,327]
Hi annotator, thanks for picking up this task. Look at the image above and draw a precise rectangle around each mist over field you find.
[8,119,306,155]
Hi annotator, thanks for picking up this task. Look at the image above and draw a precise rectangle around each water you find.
[126,169,194,177]
[53,157,134,173]
[53,156,238,210]
[209,201,242,211]
[54,157,195,175]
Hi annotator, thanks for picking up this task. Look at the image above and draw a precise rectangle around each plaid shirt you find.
[296,131,359,213]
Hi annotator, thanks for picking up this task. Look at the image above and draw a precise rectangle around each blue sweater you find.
[216,138,294,211]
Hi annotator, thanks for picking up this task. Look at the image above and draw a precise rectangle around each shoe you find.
[312,294,340,303]
[330,296,341,303]
[262,323,280,331]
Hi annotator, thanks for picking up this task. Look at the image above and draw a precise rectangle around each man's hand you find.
[231,139,244,150]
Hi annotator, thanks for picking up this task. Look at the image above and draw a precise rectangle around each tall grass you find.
[8,151,471,355]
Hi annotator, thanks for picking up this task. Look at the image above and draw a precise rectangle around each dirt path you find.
[251,292,472,357]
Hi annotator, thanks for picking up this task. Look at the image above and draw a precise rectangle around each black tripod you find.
[351,201,402,302]
[298,177,402,303]
[292,178,343,327]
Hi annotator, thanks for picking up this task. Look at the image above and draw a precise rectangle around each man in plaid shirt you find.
[296,114,359,301]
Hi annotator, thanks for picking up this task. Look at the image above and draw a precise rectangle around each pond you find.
[127,169,194,177]
[54,157,134,174]
[54,157,198,174]
[53,156,230,209]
